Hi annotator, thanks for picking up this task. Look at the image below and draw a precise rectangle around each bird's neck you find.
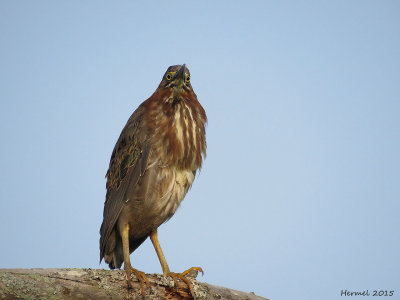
[145,93,207,170]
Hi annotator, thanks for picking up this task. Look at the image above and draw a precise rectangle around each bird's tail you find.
[107,240,124,269]
[100,228,124,269]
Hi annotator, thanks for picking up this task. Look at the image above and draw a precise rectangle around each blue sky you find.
[1,1,399,299]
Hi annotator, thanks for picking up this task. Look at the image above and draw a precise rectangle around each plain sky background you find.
[1,1,399,299]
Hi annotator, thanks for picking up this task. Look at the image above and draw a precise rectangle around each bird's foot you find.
[166,267,204,298]
[125,266,150,295]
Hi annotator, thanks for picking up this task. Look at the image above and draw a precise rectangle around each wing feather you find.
[99,105,150,261]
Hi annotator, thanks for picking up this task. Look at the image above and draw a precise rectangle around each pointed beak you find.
[173,64,186,84]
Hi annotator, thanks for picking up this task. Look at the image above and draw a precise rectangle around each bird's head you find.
[158,64,194,102]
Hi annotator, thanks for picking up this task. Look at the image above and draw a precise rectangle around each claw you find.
[167,272,180,288]
[125,267,150,295]
[181,266,204,277]
[166,267,204,298]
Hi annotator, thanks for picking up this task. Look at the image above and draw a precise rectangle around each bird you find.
[99,64,207,296]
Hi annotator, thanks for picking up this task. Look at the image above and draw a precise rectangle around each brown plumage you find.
[99,64,206,295]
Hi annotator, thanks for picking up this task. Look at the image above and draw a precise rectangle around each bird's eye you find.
[166,72,175,81]
[186,75,190,83]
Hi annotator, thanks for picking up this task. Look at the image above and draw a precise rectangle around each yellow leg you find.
[150,229,170,274]
[121,224,150,294]
[150,229,204,298]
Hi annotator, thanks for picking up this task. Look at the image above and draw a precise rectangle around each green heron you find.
[99,64,207,296]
